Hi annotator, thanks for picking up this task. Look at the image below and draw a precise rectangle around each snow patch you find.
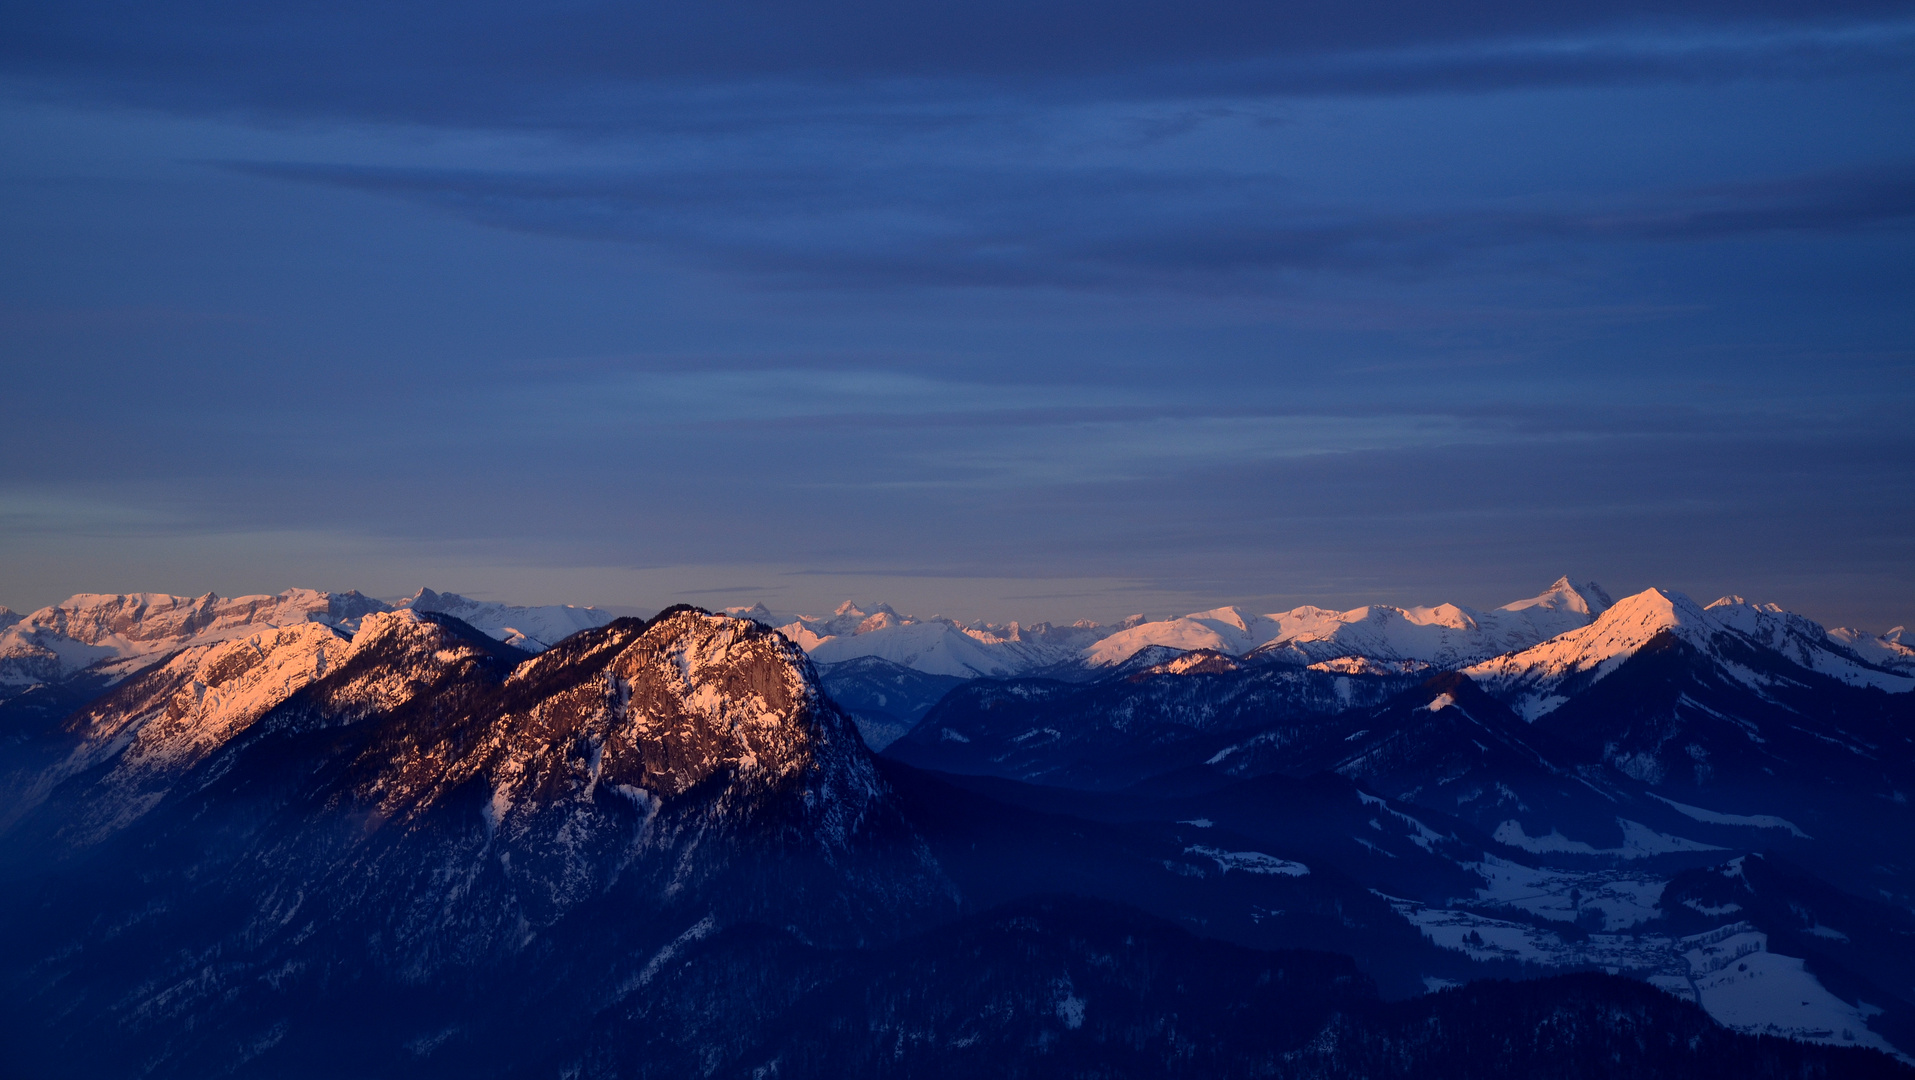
[1682,925,1906,1060]
[1647,793,1810,839]
[1492,819,1723,859]
[632,915,718,991]
[1053,980,1087,1029]
[1184,845,1309,876]
[1471,855,1666,931]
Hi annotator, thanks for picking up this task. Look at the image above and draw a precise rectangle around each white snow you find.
[1492,818,1723,859]
[6,621,363,836]
[397,588,611,651]
[732,579,1914,703]
[1465,587,1914,719]
[1053,980,1087,1029]
[1705,597,1913,691]
[631,915,718,990]
[775,602,1108,678]
[1647,793,1811,839]
[1470,855,1667,930]
[1355,791,1450,851]
[746,578,1610,678]
[1185,845,1309,876]
[1086,578,1610,671]
[1306,656,1431,675]
[0,589,372,690]
[1382,893,1678,970]
[1681,925,1907,1060]
[0,585,608,699]
[1827,625,1915,675]
[1387,900,1907,1060]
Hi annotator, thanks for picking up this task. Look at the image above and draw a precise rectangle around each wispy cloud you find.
[7,2,1912,130]
[220,158,1915,291]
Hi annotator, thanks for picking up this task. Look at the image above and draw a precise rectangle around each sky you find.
[2,1,1913,630]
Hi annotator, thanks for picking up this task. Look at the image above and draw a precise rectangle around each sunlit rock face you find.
[2,620,354,836]
[334,606,956,950]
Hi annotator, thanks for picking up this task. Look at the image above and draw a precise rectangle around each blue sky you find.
[2,2,1912,628]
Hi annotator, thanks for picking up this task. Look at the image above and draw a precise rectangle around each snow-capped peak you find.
[1184,606,1263,634]
[1461,587,1728,718]
[1465,587,1912,719]
[394,588,613,652]
[768,601,1114,678]
[724,603,777,624]
[1701,595,1915,684]
[1087,579,1612,671]
[1499,576,1613,619]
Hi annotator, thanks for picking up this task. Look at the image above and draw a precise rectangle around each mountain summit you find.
[1465,587,1913,720]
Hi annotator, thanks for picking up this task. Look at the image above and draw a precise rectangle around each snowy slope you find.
[0,587,746,704]
[1703,596,1914,685]
[0,587,613,708]
[8,621,355,835]
[1681,924,1905,1059]
[1828,625,1915,675]
[1464,587,1914,720]
[732,579,1610,679]
[1083,605,1287,664]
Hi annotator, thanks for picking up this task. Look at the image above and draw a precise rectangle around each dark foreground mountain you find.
[884,658,1418,787]
[728,897,1908,1080]
[2,603,1912,1075]
[0,607,954,1077]
[815,654,968,750]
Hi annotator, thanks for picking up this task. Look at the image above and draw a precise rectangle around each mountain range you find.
[2,578,1912,1076]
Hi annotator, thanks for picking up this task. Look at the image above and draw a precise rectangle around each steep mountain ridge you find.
[0,619,355,835]
[1465,587,1913,720]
